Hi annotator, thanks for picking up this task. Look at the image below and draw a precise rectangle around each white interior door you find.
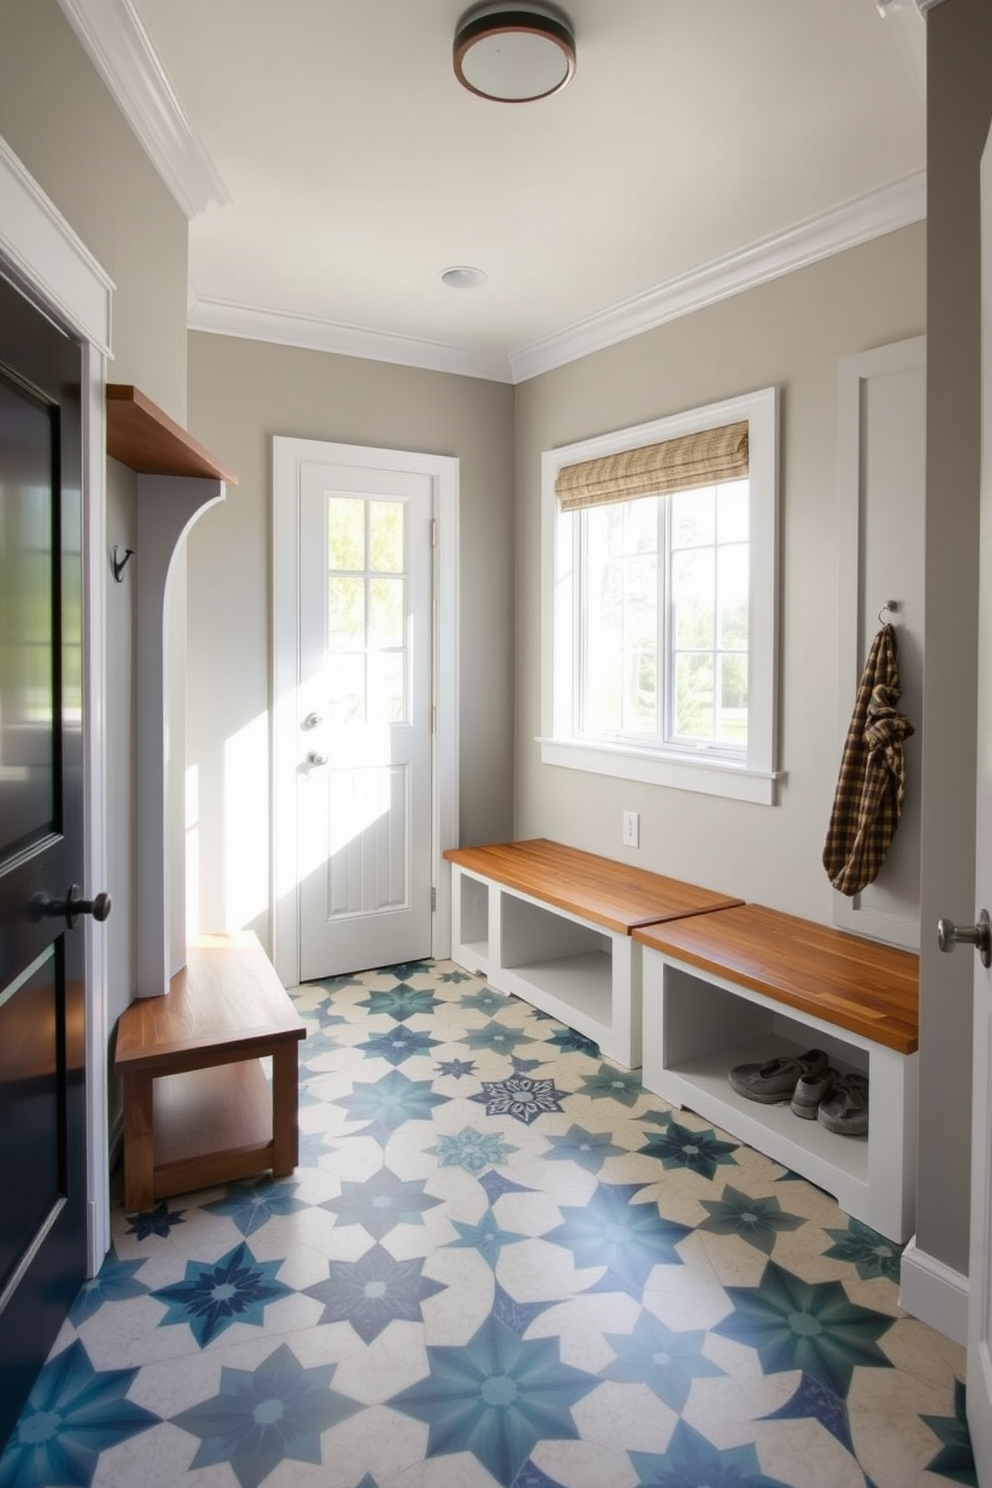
[966,122,992,1480]
[296,458,434,979]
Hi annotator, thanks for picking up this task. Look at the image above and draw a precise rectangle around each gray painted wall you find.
[513,227,926,919]
[0,0,188,421]
[184,332,516,949]
[0,0,188,1048]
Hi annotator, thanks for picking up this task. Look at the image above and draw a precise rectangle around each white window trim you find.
[540,387,783,805]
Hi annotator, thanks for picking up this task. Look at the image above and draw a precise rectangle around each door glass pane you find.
[369,500,404,573]
[326,495,410,726]
[370,577,404,648]
[0,374,56,857]
[328,576,365,649]
[328,496,365,571]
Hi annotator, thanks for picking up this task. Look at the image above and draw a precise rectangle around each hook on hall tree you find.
[877,599,899,626]
[111,545,135,583]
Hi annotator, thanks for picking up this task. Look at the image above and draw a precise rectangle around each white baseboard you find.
[900,1235,969,1346]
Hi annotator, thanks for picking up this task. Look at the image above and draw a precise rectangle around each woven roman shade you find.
[555,420,749,512]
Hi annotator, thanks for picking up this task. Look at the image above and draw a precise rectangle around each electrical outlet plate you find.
[623,810,639,848]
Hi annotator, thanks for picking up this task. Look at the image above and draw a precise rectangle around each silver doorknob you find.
[303,712,323,729]
[937,908,992,968]
[306,750,328,766]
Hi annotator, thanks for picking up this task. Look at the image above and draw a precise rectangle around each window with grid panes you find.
[541,388,780,805]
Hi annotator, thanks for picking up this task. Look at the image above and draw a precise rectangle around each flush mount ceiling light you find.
[440,265,488,288]
[453,2,576,103]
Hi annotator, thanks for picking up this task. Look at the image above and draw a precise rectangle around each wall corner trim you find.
[54,0,230,219]
[900,1236,969,1346]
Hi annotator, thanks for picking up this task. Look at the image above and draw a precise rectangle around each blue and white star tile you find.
[387,1310,600,1488]
[4,956,975,1488]
[149,1241,295,1349]
[0,1339,160,1488]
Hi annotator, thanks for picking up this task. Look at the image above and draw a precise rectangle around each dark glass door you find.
[0,270,87,1448]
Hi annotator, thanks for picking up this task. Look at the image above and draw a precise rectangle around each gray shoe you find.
[729,1048,829,1104]
[817,1072,869,1136]
[790,1067,835,1119]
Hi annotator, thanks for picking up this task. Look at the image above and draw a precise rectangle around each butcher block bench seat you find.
[633,903,920,1241]
[115,931,306,1213]
[443,838,743,1067]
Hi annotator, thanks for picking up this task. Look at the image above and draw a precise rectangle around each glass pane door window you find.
[326,496,407,726]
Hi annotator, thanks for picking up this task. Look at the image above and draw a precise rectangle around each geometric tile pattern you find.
[0,959,975,1488]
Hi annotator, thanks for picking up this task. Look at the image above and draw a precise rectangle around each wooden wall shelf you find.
[107,384,238,484]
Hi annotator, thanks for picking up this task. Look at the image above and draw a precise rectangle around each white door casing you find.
[272,437,459,987]
[967,122,992,1480]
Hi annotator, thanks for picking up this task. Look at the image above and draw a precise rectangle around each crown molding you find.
[189,169,924,386]
[187,293,515,384]
[0,131,114,357]
[509,169,926,383]
[55,0,230,219]
[189,169,925,386]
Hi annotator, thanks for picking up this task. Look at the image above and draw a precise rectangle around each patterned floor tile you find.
[0,960,976,1488]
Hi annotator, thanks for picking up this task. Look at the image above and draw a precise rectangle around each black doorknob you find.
[31,885,113,929]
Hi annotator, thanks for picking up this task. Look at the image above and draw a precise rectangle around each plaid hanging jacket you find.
[822,623,915,897]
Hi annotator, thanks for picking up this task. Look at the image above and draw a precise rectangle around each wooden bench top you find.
[443,838,743,936]
[115,931,305,1074]
[634,903,919,1054]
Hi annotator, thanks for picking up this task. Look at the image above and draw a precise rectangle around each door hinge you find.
[431,518,437,547]
[431,886,436,912]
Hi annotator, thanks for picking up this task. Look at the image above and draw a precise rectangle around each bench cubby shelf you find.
[445,839,742,1068]
[635,905,920,1243]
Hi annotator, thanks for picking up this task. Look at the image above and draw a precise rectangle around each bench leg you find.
[122,1070,155,1212]
[271,1043,299,1176]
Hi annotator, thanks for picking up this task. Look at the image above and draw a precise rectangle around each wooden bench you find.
[444,838,743,1066]
[115,931,306,1213]
[633,904,919,1242]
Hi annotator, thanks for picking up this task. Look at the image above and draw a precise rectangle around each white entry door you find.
[273,439,459,986]
[966,123,992,1478]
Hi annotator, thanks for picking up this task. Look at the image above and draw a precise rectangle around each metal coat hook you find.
[877,599,899,625]
[111,545,135,583]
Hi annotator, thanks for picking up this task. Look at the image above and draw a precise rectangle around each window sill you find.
[537,737,783,805]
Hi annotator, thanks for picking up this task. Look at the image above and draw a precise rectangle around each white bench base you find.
[451,864,641,1067]
[641,946,918,1243]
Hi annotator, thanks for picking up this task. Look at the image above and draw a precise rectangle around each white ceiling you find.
[63,0,927,382]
